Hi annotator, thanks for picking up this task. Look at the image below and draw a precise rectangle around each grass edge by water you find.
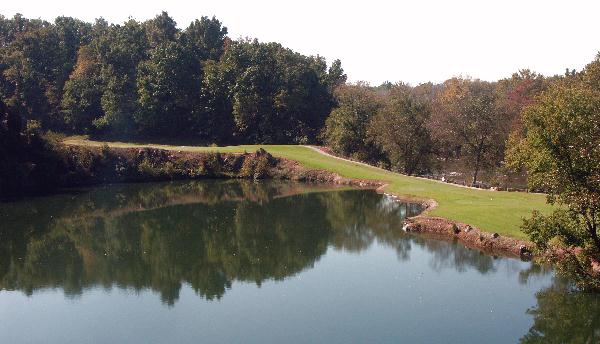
[62,137,554,239]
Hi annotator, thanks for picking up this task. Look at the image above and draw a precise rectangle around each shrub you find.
[239,150,274,179]
[137,158,157,178]
[521,210,585,250]
[200,153,223,177]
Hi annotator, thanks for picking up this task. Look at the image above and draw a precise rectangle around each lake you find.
[0,180,598,343]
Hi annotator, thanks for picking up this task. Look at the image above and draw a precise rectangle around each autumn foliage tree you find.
[431,78,507,186]
[496,69,548,134]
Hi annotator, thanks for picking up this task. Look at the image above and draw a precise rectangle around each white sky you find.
[3,0,600,85]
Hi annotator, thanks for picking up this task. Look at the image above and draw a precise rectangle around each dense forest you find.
[0,12,346,143]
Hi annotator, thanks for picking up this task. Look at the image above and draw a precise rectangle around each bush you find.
[199,153,223,177]
[523,209,600,291]
[137,158,157,178]
[239,150,274,179]
[521,210,585,250]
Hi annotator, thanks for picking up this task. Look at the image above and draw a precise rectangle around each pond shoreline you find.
[372,188,533,259]
[7,143,536,260]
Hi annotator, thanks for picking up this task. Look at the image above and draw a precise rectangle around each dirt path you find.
[303,145,488,191]
[302,145,391,172]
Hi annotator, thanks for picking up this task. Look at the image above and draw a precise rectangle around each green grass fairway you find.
[63,137,554,239]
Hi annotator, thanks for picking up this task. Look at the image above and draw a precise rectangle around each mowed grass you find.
[63,137,554,239]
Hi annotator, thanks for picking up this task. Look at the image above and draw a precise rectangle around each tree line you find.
[509,58,600,289]
[321,71,552,186]
[0,12,346,143]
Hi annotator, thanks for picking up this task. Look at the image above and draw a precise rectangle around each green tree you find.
[369,84,434,175]
[507,78,600,251]
[220,39,335,143]
[135,41,201,137]
[61,45,103,132]
[144,11,178,48]
[182,16,228,61]
[92,19,148,136]
[320,83,384,163]
[327,59,347,90]
[0,15,91,128]
[199,59,235,142]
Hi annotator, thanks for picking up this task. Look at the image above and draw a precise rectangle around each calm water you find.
[0,180,598,344]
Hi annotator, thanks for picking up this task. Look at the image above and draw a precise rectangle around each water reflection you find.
[1,180,600,342]
[0,181,423,303]
[519,276,600,343]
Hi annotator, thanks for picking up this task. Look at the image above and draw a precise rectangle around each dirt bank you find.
[54,144,386,190]
[401,216,533,259]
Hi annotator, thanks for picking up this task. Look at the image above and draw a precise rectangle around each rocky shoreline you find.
[374,189,534,259]
[401,216,533,259]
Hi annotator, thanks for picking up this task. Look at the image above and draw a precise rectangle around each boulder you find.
[519,245,531,256]
[450,224,460,235]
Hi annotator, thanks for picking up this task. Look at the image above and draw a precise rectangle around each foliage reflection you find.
[2,180,600,343]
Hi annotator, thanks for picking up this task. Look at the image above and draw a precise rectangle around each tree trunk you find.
[472,153,481,187]
[587,221,600,252]
[471,140,486,187]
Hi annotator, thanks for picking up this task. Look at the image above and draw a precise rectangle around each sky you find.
[3,0,600,85]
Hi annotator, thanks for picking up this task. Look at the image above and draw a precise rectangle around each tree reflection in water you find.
[0,180,422,302]
[1,180,600,342]
[518,273,600,343]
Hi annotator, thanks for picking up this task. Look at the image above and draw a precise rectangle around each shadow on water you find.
[1,180,600,342]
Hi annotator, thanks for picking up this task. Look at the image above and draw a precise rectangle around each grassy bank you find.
[63,137,554,239]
